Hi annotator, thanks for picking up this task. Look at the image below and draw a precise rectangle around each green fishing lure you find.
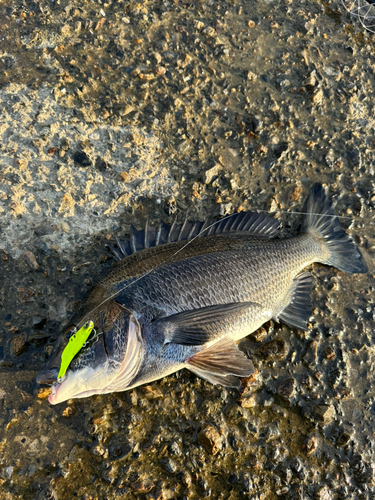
[58,321,95,380]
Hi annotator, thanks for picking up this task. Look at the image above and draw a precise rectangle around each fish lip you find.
[47,375,108,405]
[48,383,59,404]
[48,385,100,405]
[36,367,59,385]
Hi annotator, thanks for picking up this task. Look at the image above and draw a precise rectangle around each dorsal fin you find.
[109,211,280,261]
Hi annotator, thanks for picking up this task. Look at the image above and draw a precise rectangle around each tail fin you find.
[302,184,367,274]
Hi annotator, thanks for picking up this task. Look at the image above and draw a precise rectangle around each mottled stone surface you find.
[0,0,375,499]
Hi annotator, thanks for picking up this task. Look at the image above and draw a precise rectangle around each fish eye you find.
[62,326,76,342]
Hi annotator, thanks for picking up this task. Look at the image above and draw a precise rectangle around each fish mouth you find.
[48,376,103,404]
[36,367,59,386]
[48,316,143,405]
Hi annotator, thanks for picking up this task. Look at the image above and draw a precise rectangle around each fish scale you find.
[118,234,322,324]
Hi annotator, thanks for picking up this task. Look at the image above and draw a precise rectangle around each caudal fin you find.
[302,184,367,274]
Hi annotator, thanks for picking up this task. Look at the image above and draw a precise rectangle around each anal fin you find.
[278,272,314,331]
[185,337,254,388]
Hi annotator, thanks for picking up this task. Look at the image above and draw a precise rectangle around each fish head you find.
[37,302,143,405]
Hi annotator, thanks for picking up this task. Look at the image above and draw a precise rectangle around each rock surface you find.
[0,0,374,499]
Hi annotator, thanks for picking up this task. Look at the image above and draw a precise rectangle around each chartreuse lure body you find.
[58,321,95,380]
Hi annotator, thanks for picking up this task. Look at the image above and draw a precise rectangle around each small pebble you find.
[61,221,70,233]
[198,425,222,455]
[277,377,295,402]
[258,339,289,361]
[12,333,27,356]
[37,387,51,400]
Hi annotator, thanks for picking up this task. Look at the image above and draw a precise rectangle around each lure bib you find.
[58,321,95,380]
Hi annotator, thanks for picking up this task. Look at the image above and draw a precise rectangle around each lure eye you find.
[63,326,76,342]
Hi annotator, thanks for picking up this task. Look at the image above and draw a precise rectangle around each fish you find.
[36,184,367,405]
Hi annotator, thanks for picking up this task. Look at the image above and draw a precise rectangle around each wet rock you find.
[109,443,131,460]
[37,388,50,400]
[73,151,92,167]
[62,406,76,418]
[290,186,303,201]
[34,240,52,256]
[169,441,182,456]
[277,377,296,402]
[313,404,336,424]
[35,484,58,500]
[305,435,318,454]
[264,421,281,441]
[258,338,289,361]
[241,472,253,493]
[313,88,324,105]
[24,250,39,270]
[336,425,354,447]
[303,73,316,88]
[119,171,129,182]
[347,148,361,168]
[219,202,233,216]
[302,339,319,366]
[61,221,70,233]
[102,464,117,484]
[239,393,257,408]
[327,367,341,388]
[315,485,332,500]
[164,196,177,216]
[272,404,289,418]
[203,165,220,184]
[289,457,308,481]
[32,316,47,328]
[0,360,13,368]
[352,456,374,483]
[225,403,244,419]
[95,157,108,171]
[5,466,13,478]
[130,479,154,492]
[240,369,260,391]
[141,385,163,399]
[161,457,177,473]
[12,332,27,356]
[273,142,288,159]
[301,402,335,424]
[198,425,222,455]
[34,226,54,236]
[249,326,269,342]
[325,346,336,360]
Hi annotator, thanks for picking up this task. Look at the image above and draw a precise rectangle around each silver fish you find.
[36,184,367,405]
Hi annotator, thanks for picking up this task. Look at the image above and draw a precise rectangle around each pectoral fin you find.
[155,302,262,346]
[185,337,254,388]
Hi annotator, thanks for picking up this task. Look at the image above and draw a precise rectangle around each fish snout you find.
[36,367,58,385]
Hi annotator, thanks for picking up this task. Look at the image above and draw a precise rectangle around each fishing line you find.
[256,210,356,220]
[76,207,363,326]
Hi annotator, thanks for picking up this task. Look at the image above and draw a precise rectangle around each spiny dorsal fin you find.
[109,211,280,261]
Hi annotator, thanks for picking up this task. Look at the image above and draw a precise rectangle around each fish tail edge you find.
[302,183,367,274]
